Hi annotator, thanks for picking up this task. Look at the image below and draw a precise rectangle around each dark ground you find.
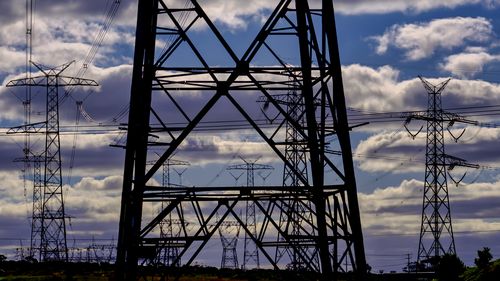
[0,261,436,281]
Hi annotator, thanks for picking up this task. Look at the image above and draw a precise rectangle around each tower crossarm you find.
[6,76,49,87]
[6,75,98,87]
[256,94,321,107]
[13,155,44,163]
[7,121,47,134]
[217,221,241,228]
[444,154,480,170]
[147,159,189,166]
[401,111,426,122]
[442,111,478,126]
[402,111,478,126]
[227,164,274,171]
[58,76,99,87]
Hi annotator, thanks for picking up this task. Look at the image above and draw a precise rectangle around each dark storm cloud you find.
[0,215,29,238]
[0,1,22,24]
[453,197,500,219]
[0,139,26,171]
[371,196,500,219]
[0,0,137,25]
[448,140,500,165]
[61,140,125,174]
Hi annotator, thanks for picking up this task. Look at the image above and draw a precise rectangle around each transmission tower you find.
[11,0,38,261]
[404,77,479,268]
[7,61,98,261]
[68,238,116,263]
[227,158,274,269]
[117,0,367,279]
[154,158,189,267]
[258,74,319,270]
[12,155,43,259]
[218,219,241,269]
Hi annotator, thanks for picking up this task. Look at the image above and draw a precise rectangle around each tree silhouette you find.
[475,247,493,269]
[436,253,465,281]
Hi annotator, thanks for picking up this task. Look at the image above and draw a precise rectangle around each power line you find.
[3,104,499,134]
[60,0,122,105]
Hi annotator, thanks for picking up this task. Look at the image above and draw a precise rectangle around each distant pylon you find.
[218,219,241,269]
[13,155,43,259]
[404,77,479,267]
[158,158,189,266]
[7,61,98,261]
[259,75,319,270]
[227,157,274,269]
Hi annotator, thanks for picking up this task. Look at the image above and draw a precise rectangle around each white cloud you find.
[0,4,135,77]
[372,17,494,60]
[354,131,425,173]
[336,0,500,14]
[66,176,122,221]
[440,50,500,78]
[342,64,420,112]
[359,179,422,235]
[194,0,276,30]
[176,132,278,166]
[2,0,498,30]
[156,1,500,32]
[342,64,500,119]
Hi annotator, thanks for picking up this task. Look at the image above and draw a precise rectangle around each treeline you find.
[432,247,499,281]
[0,248,498,281]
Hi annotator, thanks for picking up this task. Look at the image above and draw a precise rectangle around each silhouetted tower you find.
[12,155,43,258]
[8,0,40,260]
[157,158,189,266]
[218,220,241,269]
[404,77,478,266]
[259,75,319,269]
[228,158,273,269]
[117,0,367,279]
[7,61,98,261]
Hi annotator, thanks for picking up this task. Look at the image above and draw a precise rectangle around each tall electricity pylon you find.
[404,77,478,267]
[7,61,98,261]
[117,0,366,279]
[227,158,274,269]
[156,158,189,267]
[258,76,319,270]
[13,155,43,258]
[218,220,241,269]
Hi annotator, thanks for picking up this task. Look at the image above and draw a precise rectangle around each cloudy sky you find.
[1,0,500,272]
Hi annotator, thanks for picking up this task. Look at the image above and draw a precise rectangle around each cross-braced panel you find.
[117,1,366,279]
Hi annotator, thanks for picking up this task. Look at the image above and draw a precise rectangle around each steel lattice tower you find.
[156,158,189,267]
[405,77,478,267]
[117,0,366,279]
[228,158,274,269]
[218,220,241,269]
[12,155,43,258]
[7,61,98,261]
[28,156,43,259]
[266,79,319,270]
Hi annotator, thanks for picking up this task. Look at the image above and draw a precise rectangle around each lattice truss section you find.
[117,0,366,278]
